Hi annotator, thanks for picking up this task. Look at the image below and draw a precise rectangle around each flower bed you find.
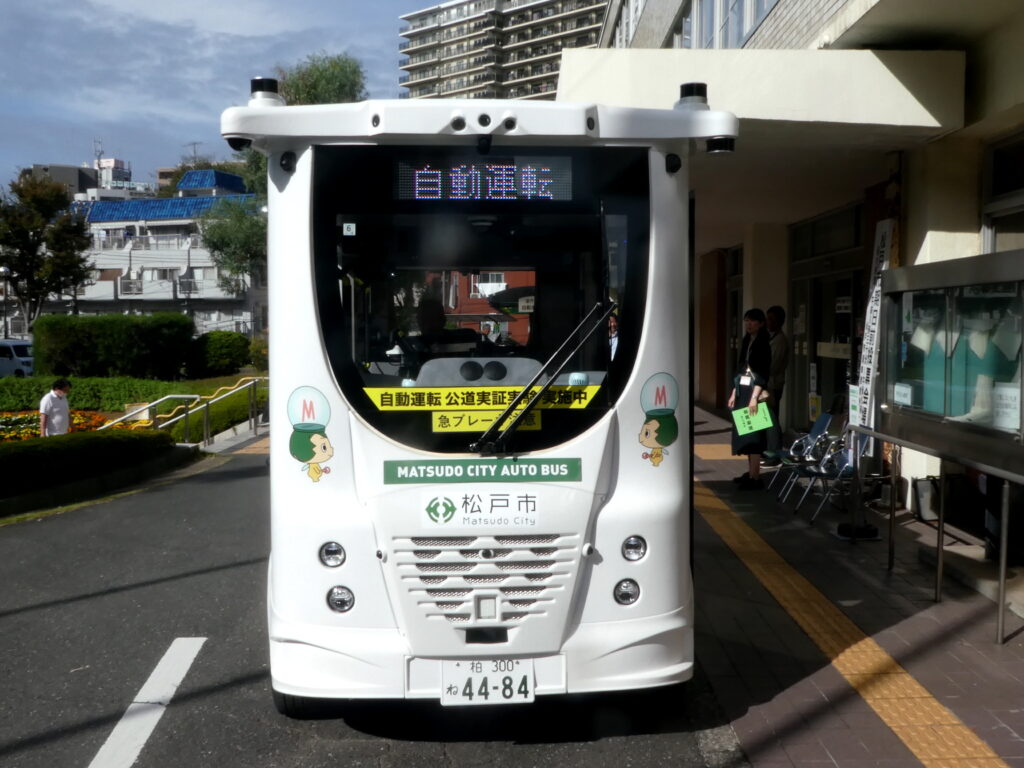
[0,410,124,441]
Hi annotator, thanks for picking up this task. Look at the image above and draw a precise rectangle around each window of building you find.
[983,134,1024,254]
[698,0,715,48]
[470,271,506,297]
[752,0,778,32]
[679,0,778,49]
[671,9,692,48]
[721,0,746,48]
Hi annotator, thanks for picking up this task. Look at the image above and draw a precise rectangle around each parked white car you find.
[0,340,33,377]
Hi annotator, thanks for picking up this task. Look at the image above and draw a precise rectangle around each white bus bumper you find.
[269,607,693,700]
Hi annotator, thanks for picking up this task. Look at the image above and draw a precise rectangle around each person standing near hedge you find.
[39,378,72,437]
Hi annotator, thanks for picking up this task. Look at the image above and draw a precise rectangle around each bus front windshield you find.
[312,145,650,453]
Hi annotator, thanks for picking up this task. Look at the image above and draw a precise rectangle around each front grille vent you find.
[495,534,558,545]
[412,536,475,546]
[392,533,579,628]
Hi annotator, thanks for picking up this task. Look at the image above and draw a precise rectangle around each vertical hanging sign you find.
[855,218,896,450]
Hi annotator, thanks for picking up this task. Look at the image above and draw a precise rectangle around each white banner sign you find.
[856,219,896,436]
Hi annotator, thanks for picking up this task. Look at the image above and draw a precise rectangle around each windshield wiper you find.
[469,300,617,455]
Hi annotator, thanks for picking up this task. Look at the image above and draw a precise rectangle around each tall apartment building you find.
[399,0,608,100]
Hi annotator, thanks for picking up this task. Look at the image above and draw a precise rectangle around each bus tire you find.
[272,689,323,719]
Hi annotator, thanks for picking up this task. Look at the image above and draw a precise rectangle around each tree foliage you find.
[199,197,267,296]
[237,51,368,197]
[211,51,366,292]
[0,174,92,328]
[277,51,368,106]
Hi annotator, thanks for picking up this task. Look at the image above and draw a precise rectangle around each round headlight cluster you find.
[327,586,355,613]
[319,541,346,567]
[621,535,647,561]
[613,579,640,605]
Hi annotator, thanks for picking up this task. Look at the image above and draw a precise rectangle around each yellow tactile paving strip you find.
[693,444,746,461]
[694,483,1009,768]
[234,437,270,455]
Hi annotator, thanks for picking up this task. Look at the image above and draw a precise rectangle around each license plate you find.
[440,659,535,706]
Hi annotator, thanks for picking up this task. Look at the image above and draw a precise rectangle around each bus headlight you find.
[327,586,355,612]
[613,579,640,605]
[621,536,647,561]
[319,542,346,567]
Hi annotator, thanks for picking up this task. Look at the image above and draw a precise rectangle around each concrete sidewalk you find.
[199,422,269,454]
[692,405,1024,767]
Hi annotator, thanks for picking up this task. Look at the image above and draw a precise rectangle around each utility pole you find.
[184,142,203,167]
[94,139,105,189]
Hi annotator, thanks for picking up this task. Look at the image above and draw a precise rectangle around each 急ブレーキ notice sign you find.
[432,410,540,432]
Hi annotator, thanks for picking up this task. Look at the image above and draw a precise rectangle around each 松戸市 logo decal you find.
[426,496,457,524]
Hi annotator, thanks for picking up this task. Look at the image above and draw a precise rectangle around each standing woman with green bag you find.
[729,308,772,489]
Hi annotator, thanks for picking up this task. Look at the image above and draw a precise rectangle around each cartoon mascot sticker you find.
[287,386,334,482]
[639,373,679,467]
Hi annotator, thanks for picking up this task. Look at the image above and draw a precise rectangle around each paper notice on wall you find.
[808,394,822,421]
[993,383,1021,432]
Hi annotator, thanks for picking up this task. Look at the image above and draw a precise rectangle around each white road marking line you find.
[88,637,207,768]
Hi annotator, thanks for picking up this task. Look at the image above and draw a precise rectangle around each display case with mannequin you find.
[893,290,947,414]
[948,284,1022,432]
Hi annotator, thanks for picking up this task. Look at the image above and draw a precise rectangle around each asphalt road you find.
[0,449,744,768]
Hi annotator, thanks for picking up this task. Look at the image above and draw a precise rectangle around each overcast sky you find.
[0,0,430,188]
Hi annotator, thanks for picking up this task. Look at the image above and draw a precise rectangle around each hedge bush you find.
[34,313,194,378]
[187,331,251,378]
[0,430,176,499]
[0,375,264,412]
[249,335,268,371]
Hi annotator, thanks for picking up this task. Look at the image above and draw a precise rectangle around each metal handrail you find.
[98,377,267,447]
[845,423,1019,644]
[159,377,267,446]
[98,395,200,430]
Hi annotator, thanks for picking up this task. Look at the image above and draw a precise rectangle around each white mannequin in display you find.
[950,309,1019,425]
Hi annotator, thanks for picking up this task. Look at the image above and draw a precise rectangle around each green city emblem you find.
[426,496,456,524]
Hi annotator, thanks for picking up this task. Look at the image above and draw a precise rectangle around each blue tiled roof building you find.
[177,169,247,194]
[73,194,254,223]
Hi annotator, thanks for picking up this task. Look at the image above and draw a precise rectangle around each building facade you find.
[557,0,1024,533]
[400,0,607,100]
[2,170,264,339]
[28,164,98,199]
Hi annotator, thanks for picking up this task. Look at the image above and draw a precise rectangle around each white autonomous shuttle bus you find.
[222,79,736,714]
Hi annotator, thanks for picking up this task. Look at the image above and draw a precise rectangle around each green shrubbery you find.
[34,313,194,378]
[186,330,251,378]
[0,375,263,412]
[33,317,258,380]
[0,430,176,499]
[249,334,268,371]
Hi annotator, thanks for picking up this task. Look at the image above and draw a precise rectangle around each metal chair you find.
[770,412,834,494]
[793,434,870,523]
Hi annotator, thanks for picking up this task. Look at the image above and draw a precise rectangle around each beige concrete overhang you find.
[557,49,965,254]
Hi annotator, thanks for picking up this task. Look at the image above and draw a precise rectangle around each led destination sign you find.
[397,156,572,202]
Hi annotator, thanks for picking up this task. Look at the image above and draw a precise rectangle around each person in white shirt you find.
[39,378,72,437]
